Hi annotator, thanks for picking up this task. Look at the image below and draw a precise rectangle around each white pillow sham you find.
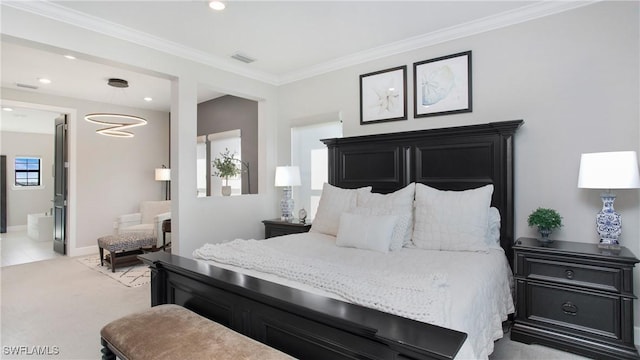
[412,183,493,252]
[336,212,398,253]
[310,183,372,236]
[486,207,501,249]
[356,183,415,247]
[349,207,411,251]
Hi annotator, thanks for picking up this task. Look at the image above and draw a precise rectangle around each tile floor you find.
[0,230,61,267]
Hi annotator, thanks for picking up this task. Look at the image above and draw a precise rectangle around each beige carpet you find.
[1,256,150,359]
[77,254,150,287]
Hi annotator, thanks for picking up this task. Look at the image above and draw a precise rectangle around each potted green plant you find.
[527,207,563,243]
[213,148,241,196]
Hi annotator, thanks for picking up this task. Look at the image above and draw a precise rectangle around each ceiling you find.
[1,1,593,133]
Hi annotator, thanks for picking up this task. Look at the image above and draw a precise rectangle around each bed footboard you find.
[139,252,466,360]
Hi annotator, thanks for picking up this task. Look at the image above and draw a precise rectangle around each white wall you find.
[0,131,54,228]
[1,3,280,257]
[278,1,640,329]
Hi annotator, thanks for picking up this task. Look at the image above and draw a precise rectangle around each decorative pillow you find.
[350,207,411,251]
[412,183,493,252]
[356,183,415,247]
[310,183,372,236]
[336,212,398,253]
[486,207,502,249]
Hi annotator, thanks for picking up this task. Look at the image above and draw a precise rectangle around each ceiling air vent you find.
[16,83,38,90]
[108,78,129,88]
[231,52,256,64]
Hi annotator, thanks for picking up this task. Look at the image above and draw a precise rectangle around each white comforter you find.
[193,232,514,360]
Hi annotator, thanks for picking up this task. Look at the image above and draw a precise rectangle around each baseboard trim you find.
[69,244,98,257]
[6,225,27,232]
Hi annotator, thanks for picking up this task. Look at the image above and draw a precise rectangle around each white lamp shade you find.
[155,168,171,181]
[578,151,640,189]
[275,166,301,187]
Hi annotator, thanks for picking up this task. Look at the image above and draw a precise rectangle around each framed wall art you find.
[360,65,407,125]
[413,51,472,118]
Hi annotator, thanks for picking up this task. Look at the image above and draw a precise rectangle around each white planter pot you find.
[221,186,232,196]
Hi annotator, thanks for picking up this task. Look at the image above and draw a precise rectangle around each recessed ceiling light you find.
[144,97,153,102]
[209,1,225,11]
[38,78,52,84]
[2,107,14,112]
[64,54,76,60]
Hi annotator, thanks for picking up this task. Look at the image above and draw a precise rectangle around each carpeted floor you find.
[0,255,590,360]
[77,254,150,287]
[1,255,149,359]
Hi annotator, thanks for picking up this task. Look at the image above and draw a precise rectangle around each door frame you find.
[1,99,79,256]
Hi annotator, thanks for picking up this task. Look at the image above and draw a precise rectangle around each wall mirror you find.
[196,91,258,197]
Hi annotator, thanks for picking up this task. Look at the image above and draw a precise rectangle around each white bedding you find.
[193,232,514,360]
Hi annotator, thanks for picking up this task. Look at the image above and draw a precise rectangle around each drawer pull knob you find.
[562,302,578,316]
[565,269,574,279]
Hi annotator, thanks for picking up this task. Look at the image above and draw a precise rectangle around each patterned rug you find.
[77,254,150,287]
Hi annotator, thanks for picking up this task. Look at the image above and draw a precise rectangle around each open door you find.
[53,115,67,254]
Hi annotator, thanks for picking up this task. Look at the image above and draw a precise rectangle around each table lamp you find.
[275,166,301,221]
[578,151,640,248]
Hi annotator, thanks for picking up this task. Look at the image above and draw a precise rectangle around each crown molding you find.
[5,1,599,86]
[279,1,600,84]
[2,1,280,85]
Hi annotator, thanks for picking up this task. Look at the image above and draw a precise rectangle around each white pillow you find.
[310,183,372,236]
[336,212,398,253]
[412,183,493,252]
[486,207,502,249]
[356,183,415,247]
[350,207,411,251]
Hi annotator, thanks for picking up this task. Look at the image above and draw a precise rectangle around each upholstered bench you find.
[97,233,156,273]
[100,304,293,360]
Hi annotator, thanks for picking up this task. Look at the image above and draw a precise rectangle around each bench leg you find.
[100,338,116,360]
[99,247,104,266]
[109,250,116,273]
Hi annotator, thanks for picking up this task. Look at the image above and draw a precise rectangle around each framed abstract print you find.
[360,65,407,124]
[414,51,472,118]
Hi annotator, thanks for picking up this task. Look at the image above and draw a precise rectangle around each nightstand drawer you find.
[519,255,622,293]
[525,282,620,340]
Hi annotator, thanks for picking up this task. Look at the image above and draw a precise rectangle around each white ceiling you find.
[1,1,594,133]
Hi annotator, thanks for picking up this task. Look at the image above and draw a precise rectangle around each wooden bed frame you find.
[139,120,523,360]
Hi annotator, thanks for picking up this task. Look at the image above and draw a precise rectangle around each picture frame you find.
[413,51,472,118]
[360,65,407,125]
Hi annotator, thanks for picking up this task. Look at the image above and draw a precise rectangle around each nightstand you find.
[262,219,311,239]
[511,237,640,359]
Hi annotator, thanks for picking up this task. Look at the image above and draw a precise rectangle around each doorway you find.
[0,101,74,266]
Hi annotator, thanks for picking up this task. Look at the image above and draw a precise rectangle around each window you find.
[210,131,242,196]
[196,129,242,197]
[291,121,342,219]
[15,157,41,187]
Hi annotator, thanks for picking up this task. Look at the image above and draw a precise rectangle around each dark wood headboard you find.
[322,120,523,264]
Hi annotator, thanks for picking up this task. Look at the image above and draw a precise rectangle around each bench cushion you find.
[97,233,156,253]
[101,304,293,360]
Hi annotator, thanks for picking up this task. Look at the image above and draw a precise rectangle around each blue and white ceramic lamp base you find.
[596,192,622,248]
[280,186,294,221]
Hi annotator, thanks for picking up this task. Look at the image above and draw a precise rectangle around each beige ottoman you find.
[100,304,294,360]
[97,233,156,273]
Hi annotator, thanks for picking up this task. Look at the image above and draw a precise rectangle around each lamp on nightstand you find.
[578,151,640,248]
[275,166,301,221]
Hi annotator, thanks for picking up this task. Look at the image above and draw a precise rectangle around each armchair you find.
[116,200,170,247]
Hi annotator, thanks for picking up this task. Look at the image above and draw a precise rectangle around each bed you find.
[140,120,523,360]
